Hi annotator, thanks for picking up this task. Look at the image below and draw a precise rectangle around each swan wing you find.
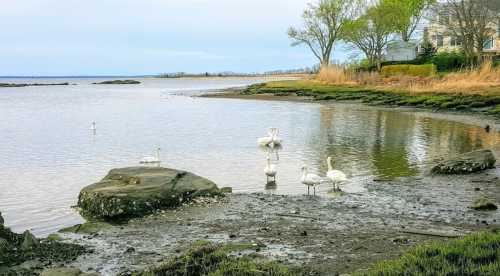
[327,170,347,181]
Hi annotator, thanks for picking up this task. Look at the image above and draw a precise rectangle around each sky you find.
[0,0,352,76]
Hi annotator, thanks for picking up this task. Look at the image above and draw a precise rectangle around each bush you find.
[432,52,467,71]
[381,64,437,77]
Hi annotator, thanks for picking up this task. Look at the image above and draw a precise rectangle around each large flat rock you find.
[78,167,221,220]
[431,149,496,175]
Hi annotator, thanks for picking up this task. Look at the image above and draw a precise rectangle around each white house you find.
[384,40,419,62]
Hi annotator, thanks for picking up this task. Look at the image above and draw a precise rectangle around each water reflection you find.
[314,104,500,180]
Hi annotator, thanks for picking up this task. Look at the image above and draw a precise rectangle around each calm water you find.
[1,77,499,236]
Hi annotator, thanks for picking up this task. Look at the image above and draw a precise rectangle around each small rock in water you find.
[229,233,237,239]
[474,187,481,191]
[472,197,498,211]
[300,231,308,236]
[125,247,135,253]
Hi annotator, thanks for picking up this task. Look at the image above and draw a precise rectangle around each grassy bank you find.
[243,80,500,118]
[358,231,500,275]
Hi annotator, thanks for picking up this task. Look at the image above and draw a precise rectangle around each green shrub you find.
[381,64,437,77]
[432,52,467,71]
[357,231,500,276]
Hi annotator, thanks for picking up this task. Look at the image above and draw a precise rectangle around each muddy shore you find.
[57,166,500,275]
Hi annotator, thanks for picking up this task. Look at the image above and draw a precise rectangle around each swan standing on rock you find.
[140,148,161,165]
[264,156,277,183]
[326,157,347,191]
[301,165,324,196]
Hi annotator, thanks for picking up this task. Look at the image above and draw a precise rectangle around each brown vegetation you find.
[316,61,500,95]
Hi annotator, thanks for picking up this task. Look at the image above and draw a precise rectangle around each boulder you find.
[0,211,3,225]
[40,267,99,276]
[431,150,496,175]
[78,167,221,220]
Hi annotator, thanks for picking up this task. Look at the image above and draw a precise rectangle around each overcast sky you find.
[0,0,352,76]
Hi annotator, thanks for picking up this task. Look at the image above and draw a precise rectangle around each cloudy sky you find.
[0,0,351,76]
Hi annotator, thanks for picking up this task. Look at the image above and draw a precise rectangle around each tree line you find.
[288,0,500,69]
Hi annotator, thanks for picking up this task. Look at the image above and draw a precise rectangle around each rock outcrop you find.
[78,167,221,220]
[431,149,496,174]
[0,210,87,274]
[93,80,141,85]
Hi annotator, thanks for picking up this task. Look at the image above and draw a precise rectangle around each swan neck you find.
[327,157,333,171]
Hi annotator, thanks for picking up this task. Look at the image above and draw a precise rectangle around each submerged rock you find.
[431,150,496,175]
[78,167,221,220]
[471,198,498,211]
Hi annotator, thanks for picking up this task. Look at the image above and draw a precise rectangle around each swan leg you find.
[307,186,310,196]
[313,186,316,196]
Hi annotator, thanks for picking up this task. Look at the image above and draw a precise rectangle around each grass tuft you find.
[137,241,298,276]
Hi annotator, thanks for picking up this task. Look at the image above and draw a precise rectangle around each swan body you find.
[326,157,347,191]
[264,157,277,182]
[270,128,282,146]
[258,128,275,146]
[140,148,161,164]
[301,165,324,195]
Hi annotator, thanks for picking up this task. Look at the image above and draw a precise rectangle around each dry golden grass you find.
[414,60,500,94]
[316,65,357,85]
[315,62,500,96]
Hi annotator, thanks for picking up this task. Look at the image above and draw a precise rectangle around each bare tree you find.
[288,0,362,66]
[433,0,500,64]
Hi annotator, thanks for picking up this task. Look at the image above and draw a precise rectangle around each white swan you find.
[90,122,96,132]
[270,128,282,147]
[258,128,275,147]
[326,157,347,191]
[264,156,277,183]
[140,148,161,164]
[301,165,324,196]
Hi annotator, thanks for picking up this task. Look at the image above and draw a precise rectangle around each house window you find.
[450,37,462,47]
[437,35,444,47]
[484,37,494,49]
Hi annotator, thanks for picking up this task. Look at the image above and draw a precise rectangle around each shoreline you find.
[201,87,500,131]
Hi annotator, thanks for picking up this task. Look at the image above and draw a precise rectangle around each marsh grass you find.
[357,231,500,276]
[314,62,500,96]
[137,240,298,276]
